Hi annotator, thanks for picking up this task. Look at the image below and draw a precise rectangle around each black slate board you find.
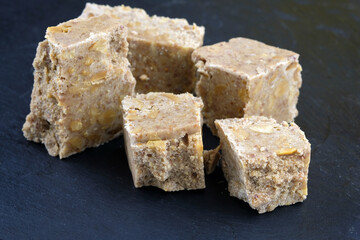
[1,0,359,239]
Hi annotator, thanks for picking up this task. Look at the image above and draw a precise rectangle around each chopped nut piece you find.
[193,37,302,134]
[236,128,250,140]
[47,26,70,33]
[22,15,136,158]
[80,3,205,93]
[68,136,85,149]
[146,140,166,150]
[139,74,149,81]
[70,120,83,131]
[131,98,144,109]
[249,125,274,134]
[90,71,107,82]
[68,68,75,74]
[97,109,116,126]
[60,49,75,59]
[286,62,297,71]
[203,145,221,174]
[147,132,161,141]
[88,39,108,54]
[126,113,142,121]
[276,148,297,156]
[162,93,180,103]
[81,70,90,76]
[84,57,94,66]
[215,116,311,214]
[147,108,159,118]
[121,92,205,191]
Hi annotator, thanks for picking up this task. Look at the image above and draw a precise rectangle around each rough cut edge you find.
[203,144,221,174]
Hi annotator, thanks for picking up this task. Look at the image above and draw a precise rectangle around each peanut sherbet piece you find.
[215,116,311,213]
[23,15,136,158]
[193,37,302,134]
[121,92,205,191]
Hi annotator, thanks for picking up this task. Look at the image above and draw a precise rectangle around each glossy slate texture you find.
[0,0,359,239]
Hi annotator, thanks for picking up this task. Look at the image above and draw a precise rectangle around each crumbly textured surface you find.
[193,37,302,134]
[121,92,205,191]
[22,15,136,159]
[215,116,311,213]
[80,3,205,94]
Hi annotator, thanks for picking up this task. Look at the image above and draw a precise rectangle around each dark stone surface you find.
[0,0,359,239]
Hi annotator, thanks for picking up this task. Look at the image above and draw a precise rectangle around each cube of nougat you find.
[215,116,311,213]
[22,15,136,159]
[121,92,205,191]
[193,37,302,134]
[79,3,205,94]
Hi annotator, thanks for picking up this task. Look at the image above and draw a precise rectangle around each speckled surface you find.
[0,0,359,239]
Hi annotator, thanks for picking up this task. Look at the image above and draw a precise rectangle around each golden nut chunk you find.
[68,136,85,149]
[84,57,94,66]
[88,39,108,54]
[60,49,75,60]
[274,79,289,97]
[162,93,180,103]
[126,113,142,121]
[90,84,100,93]
[268,95,276,110]
[148,132,161,141]
[127,109,138,115]
[195,140,203,158]
[132,99,145,109]
[146,140,166,150]
[68,85,85,95]
[81,69,90,76]
[131,127,143,134]
[281,121,289,127]
[252,80,263,96]
[115,66,124,75]
[268,72,278,84]
[47,25,71,33]
[235,127,250,140]
[70,120,83,131]
[286,62,297,71]
[249,125,274,133]
[90,71,107,82]
[147,109,159,118]
[68,67,75,74]
[97,109,117,126]
[297,186,308,196]
[276,148,297,156]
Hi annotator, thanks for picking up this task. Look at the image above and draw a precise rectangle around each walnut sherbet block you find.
[23,15,136,159]
[80,3,205,94]
[193,37,302,134]
[121,92,205,191]
[215,116,311,213]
